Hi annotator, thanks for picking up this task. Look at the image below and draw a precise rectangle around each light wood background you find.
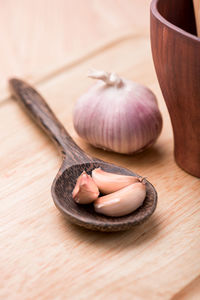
[1,1,200,299]
[193,0,200,36]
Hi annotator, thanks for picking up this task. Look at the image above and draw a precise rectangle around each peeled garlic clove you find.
[73,70,162,154]
[72,171,99,204]
[92,168,140,194]
[94,181,146,217]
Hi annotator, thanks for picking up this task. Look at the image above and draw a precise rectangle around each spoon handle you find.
[9,78,93,165]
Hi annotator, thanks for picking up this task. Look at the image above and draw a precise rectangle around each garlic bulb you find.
[73,70,162,154]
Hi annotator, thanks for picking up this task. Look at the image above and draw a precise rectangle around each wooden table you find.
[1,1,200,299]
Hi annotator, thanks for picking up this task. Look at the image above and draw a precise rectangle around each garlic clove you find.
[92,168,140,194]
[72,171,99,204]
[72,171,83,199]
[94,181,146,217]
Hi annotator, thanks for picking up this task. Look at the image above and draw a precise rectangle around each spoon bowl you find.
[10,79,157,232]
[52,161,157,231]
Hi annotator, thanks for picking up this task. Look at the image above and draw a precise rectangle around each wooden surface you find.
[0,0,200,299]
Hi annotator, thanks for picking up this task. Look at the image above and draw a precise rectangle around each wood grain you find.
[172,275,200,300]
[9,78,91,163]
[0,0,149,101]
[151,0,200,177]
[1,1,200,299]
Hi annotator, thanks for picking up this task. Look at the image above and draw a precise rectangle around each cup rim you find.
[151,0,200,42]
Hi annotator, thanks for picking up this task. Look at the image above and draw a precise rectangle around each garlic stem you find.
[88,69,122,87]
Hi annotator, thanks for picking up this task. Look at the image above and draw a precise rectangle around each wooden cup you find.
[150,0,200,177]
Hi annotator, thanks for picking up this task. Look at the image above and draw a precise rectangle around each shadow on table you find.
[58,213,161,249]
[85,142,167,169]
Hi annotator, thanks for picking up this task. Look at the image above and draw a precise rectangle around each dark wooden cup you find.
[150,0,200,177]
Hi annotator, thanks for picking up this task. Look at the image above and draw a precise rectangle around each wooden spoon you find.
[9,78,157,232]
[193,0,200,37]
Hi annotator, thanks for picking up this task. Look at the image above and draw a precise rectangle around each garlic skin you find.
[72,171,99,204]
[73,70,162,154]
[92,168,140,194]
[94,181,146,217]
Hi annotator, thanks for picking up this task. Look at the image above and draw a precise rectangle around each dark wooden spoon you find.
[9,78,157,232]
